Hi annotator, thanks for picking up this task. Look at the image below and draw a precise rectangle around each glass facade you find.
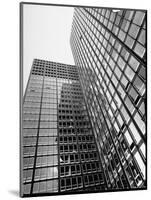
[22,59,106,196]
[70,8,146,190]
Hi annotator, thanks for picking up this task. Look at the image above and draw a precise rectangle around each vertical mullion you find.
[30,62,46,194]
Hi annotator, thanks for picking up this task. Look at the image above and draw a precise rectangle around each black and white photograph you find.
[20,2,147,197]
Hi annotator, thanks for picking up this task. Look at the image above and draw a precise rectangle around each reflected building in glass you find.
[22,59,107,196]
[70,8,146,190]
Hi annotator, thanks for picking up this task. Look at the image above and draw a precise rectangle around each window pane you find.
[118,30,126,41]
[138,29,146,45]
[139,102,145,116]
[134,112,145,135]
[118,85,126,99]
[125,130,133,146]
[115,66,122,79]
[134,43,145,58]
[129,87,138,101]
[118,57,125,70]
[125,97,135,113]
[129,122,141,144]
[129,56,139,71]
[121,19,130,32]
[140,143,145,158]
[125,10,134,20]
[114,94,122,108]
[125,65,135,81]
[121,106,130,122]
[121,48,129,61]
[135,152,145,179]
[121,75,128,88]
[139,66,146,80]
[129,24,139,38]
[133,11,145,26]
[112,75,118,87]
[125,35,135,49]
[133,76,145,95]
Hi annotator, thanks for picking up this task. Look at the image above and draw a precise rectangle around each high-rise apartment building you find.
[22,59,107,197]
[70,7,146,190]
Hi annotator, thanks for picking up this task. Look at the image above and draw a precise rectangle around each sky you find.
[23,4,74,93]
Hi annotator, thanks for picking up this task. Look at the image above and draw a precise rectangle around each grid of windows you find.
[22,59,106,196]
[70,8,146,190]
[23,60,58,195]
[58,81,106,192]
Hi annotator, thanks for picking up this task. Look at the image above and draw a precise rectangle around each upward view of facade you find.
[70,8,146,190]
[22,59,107,196]
[21,4,147,198]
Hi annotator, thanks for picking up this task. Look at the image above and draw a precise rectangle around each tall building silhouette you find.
[70,8,146,190]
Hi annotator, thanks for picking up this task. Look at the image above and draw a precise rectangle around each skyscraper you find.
[70,7,146,190]
[22,59,107,197]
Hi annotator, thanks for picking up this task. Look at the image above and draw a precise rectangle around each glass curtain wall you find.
[22,59,107,196]
[70,8,146,190]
